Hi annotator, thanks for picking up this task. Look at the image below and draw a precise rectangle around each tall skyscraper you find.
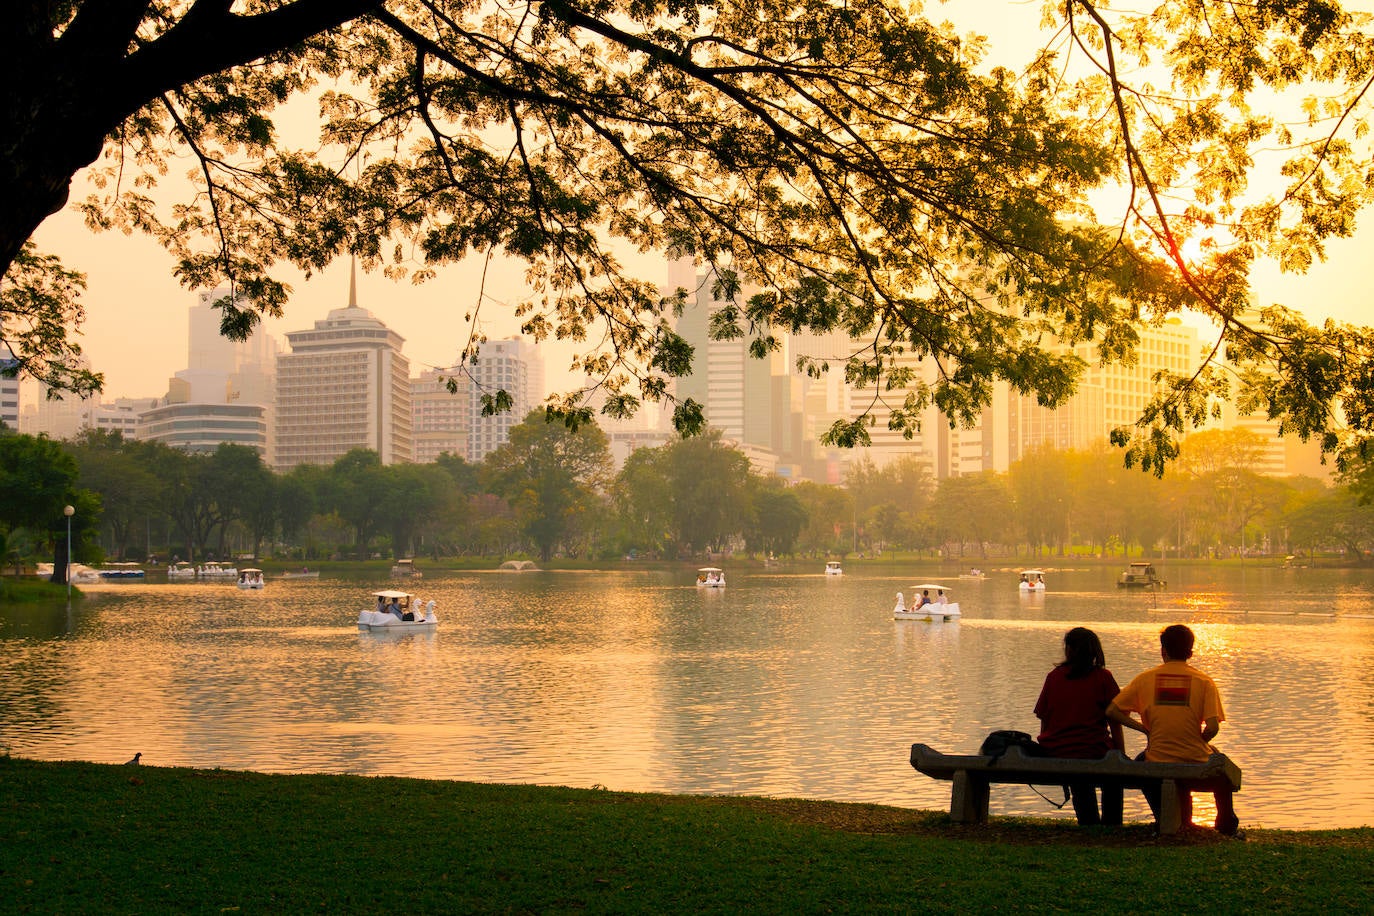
[274,275,412,470]
[1002,318,1206,466]
[464,337,539,462]
[668,259,813,474]
[0,344,18,429]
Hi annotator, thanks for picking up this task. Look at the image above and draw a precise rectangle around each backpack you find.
[979,730,1043,764]
[978,731,1068,808]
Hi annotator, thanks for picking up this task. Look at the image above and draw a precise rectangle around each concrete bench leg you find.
[1157,779,1182,834]
[950,770,990,824]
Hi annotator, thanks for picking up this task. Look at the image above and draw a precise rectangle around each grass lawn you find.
[1,756,1371,913]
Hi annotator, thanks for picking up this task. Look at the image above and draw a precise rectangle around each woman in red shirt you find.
[1034,627,1126,825]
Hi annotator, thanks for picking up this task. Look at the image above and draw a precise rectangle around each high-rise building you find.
[154,286,278,460]
[411,367,471,463]
[17,355,150,440]
[0,344,18,429]
[668,259,818,475]
[788,325,941,480]
[274,276,412,470]
[181,287,278,407]
[1208,306,1323,478]
[464,337,540,462]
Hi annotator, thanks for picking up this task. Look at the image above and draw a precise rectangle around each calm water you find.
[3,563,1373,831]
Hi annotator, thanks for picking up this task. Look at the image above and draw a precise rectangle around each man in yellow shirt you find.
[1108,624,1240,836]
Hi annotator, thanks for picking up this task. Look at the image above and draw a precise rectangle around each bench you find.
[909,743,1242,834]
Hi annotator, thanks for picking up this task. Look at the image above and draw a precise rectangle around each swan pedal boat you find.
[359,590,438,631]
[236,568,266,589]
[696,567,726,588]
[1019,569,1046,591]
[893,584,961,621]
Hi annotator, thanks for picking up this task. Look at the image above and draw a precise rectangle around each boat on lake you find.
[1019,569,1046,592]
[97,562,145,579]
[199,562,239,579]
[893,584,960,621]
[358,589,437,631]
[391,558,423,579]
[236,568,265,589]
[696,567,726,588]
[167,561,196,579]
[824,560,843,576]
[958,568,986,580]
[1117,561,1164,588]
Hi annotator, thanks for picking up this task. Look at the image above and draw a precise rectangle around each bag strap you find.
[1027,784,1071,809]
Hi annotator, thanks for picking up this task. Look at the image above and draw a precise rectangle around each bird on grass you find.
[125,752,142,766]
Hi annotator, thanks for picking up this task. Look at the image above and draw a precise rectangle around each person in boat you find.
[1019,573,1028,585]
[914,589,931,609]
[1034,627,1125,826]
[387,596,404,618]
[937,589,948,605]
[1108,624,1241,836]
[1037,573,1044,585]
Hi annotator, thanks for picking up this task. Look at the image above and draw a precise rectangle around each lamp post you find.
[63,505,74,599]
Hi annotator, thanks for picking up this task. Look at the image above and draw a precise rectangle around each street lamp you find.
[63,505,74,599]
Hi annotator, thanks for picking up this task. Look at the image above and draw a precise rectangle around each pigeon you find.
[125,752,142,766]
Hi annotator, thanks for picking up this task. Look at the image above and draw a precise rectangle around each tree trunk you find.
[1,2,382,278]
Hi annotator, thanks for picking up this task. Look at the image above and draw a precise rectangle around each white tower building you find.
[274,273,412,469]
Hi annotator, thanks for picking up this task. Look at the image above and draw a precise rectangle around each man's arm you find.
[1201,715,1220,743]
[1107,702,1148,735]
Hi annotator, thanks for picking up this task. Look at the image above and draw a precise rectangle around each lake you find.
[2,562,1372,831]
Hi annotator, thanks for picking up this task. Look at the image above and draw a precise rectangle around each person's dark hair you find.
[1160,624,1195,660]
[1059,627,1106,679]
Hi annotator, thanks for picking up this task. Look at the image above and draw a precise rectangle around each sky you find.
[22,1,1374,404]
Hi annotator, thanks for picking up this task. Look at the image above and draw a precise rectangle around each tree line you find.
[6,417,1374,580]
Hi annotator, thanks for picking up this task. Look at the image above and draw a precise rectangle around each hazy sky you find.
[24,2,1374,403]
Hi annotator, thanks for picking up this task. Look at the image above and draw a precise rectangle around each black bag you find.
[980,730,1043,764]
[978,731,1069,808]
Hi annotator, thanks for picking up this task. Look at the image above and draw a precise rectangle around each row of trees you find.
[8,416,1374,571]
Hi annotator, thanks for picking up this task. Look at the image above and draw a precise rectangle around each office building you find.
[0,344,18,429]
[274,277,412,469]
[411,367,471,463]
[137,402,268,456]
[464,337,540,462]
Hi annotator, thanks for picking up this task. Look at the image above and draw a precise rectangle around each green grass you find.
[1,757,1370,913]
[0,578,76,603]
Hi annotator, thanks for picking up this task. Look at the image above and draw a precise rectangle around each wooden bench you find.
[909,743,1242,834]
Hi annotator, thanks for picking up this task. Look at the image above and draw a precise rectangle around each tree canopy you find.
[5,1,1374,470]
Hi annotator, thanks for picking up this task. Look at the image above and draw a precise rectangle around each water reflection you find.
[2,565,1373,829]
